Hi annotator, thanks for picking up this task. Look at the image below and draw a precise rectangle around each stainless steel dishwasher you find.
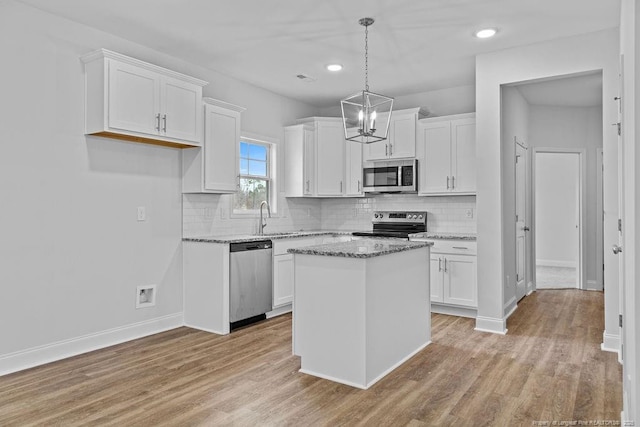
[229,240,273,330]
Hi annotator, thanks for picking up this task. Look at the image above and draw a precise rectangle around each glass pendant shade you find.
[341,90,393,144]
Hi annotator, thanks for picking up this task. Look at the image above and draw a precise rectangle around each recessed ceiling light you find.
[327,64,343,72]
[475,28,497,39]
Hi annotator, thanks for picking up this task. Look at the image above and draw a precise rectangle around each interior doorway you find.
[533,150,583,289]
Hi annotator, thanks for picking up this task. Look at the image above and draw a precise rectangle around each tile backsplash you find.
[183,193,476,237]
[320,194,477,233]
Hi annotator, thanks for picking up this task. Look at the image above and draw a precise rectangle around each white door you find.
[534,151,581,289]
[203,104,239,192]
[162,76,202,143]
[450,118,476,193]
[315,121,345,196]
[515,141,528,300]
[420,121,451,194]
[108,60,160,135]
[389,115,416,159]
[345,140,363,196]
[443,255,477,307]
[430,255,444,303]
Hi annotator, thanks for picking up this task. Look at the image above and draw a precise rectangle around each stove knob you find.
[412,214,417,219]
[374,214,378,218]
[418,214,423,219]
[379,213,384,218]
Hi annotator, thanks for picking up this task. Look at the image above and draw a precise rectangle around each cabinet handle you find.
[385,144,388,157]
[340,181,343,193]
[451,176,455,189]
[306,180,310,193]
[438,257,442,272]
[452,246,468,250]
[358,180,361,193]
[155,113,161,132]
[162,114,167,133]
[389,144,392,157]
[446,176,450,189]
[444,258,448,272]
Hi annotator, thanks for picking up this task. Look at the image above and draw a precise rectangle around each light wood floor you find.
[0,290,621,426]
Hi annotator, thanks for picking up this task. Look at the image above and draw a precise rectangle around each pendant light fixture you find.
[341,17,394,144]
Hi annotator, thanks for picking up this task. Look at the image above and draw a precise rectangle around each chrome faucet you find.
[259,201,271,235]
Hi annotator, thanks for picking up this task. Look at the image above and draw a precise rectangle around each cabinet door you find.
[430,255,444,303]
[108,60,161,135]
[450,118,476,194]
[303,127,316,196]
[315,121,345,196]
[162,76,202,143]
[345,140,363,196]
[363,139,388,161]
[273,254,294,307]
[420,121,452,194]
[203,104,240,192]
[389,114,416,159]
[443,255,477,307]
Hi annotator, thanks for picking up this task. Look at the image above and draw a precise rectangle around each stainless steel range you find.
[352,211,427,239]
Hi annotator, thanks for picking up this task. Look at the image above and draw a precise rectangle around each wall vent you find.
[296,73,316,82]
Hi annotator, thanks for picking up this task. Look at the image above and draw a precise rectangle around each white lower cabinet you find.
[272,237,321,308]
[429,240,477,309]
[273,254,295,307]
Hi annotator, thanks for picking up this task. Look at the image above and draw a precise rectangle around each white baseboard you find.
[586,280,602,291]
[267,304,292,318]
[0,313,184,377]
[431,303,476,318]
[504,296,517,319]
[475,316,507,335]
[536,259,577,268]
[601,331,621,359]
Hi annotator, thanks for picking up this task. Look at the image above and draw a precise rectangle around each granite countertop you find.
[183,230,354,244]
[410,232,477,241]
[288,239,433,259]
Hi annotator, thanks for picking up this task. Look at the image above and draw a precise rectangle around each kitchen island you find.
[289,239,433,389]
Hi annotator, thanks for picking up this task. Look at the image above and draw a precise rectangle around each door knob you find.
[612,244,623,255]
[523,226,530,231]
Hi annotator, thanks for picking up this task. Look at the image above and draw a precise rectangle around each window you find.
[233,139,274,213]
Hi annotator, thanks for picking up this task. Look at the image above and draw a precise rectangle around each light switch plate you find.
[137,206,146,221]
[465,209,473,218]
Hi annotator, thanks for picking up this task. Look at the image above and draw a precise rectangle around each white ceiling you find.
[515,72,603,107]
[17,0,619,108]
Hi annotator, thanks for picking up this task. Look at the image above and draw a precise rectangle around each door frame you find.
[531,147,586,290]
[514,137,530,300]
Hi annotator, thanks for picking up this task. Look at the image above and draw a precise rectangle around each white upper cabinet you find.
[285,118,363,198]
[314,119,345,196]
[182,98,245,193]
[284,124,316,197]
[363,108,427,161]
[81,49,207,148]
[417,113,476,195]
[345,138,364,197]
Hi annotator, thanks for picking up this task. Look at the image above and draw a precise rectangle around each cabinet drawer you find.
[430,240,477,255]
[273,237,320,255]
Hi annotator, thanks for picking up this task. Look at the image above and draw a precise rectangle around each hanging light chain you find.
[364,22,369,92]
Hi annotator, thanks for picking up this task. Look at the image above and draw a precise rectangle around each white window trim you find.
[230,132,278,218]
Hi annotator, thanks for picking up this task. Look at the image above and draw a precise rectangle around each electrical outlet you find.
[136,285,156,308]
[137,206,146,221]
[465,209,473,218]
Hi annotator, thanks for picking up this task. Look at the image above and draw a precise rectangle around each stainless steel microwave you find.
[362,159,418,193]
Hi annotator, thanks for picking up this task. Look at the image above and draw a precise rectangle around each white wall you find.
[620,0,639,420]
[534,153,579,266]
[0,0,318,374]
[475,29,619,335]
